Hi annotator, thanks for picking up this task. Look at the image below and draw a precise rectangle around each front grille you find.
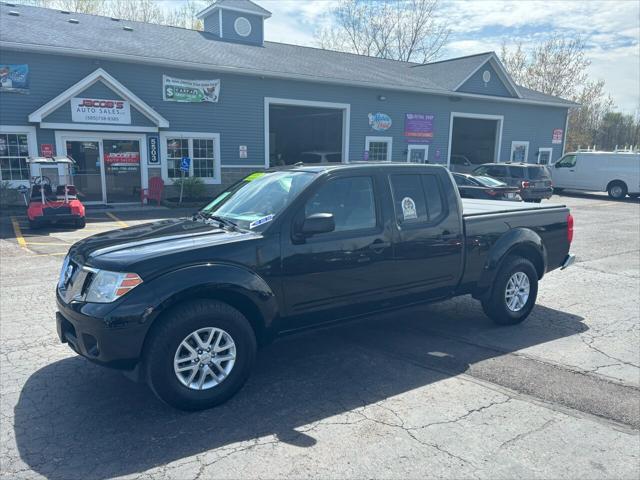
[58,257,90,303]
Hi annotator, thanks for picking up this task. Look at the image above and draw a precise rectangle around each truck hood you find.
[68,218,259,270]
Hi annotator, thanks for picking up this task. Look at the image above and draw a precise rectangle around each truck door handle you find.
[367,239,390,253]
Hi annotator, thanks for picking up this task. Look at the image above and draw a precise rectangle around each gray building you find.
[0,0,575,204]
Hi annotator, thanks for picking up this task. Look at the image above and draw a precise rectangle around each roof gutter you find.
[0,41,577,109]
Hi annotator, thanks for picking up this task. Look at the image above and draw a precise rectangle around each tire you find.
[481,255,539,326]
[607,181,627,200]
[144,299,257,411]
[75,217,86,229]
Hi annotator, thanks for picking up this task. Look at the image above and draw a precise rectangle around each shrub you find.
[172,176,206,200]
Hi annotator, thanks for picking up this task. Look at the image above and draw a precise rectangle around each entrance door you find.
[65,139,104,202]
[408,144,429,163]
[103,139,141,202]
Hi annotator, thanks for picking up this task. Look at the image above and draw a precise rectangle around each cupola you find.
[197,0,271,46]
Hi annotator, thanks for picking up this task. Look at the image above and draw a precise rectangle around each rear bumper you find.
[520,188,554,200]
[560,253,576,270]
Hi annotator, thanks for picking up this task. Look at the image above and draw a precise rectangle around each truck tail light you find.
[567,214,574,244]
[521,181,531,189]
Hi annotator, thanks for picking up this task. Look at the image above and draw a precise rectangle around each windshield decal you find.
[249,214,274,229]
[244,172,266,182]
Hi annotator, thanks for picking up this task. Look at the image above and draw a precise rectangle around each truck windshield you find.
[200,171,316,230]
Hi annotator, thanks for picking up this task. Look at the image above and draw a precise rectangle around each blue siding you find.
[42,82,155,126]
[458,63,514,98]
[0,50,568,172]
[220,10,263,45]
[203,14,220,37]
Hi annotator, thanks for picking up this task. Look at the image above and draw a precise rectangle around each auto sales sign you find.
[71,98,131,124]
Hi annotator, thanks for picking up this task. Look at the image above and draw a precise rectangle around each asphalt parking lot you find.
[1,193,639,480]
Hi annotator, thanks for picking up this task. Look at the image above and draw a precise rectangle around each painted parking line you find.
[23,242,71,246]
[105,212,129,228]
[10,216,28,250]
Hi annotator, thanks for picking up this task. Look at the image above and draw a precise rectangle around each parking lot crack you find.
[498,418,558,450]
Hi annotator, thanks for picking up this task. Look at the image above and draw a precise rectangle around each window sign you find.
[239,145,248,159]
[163,75,220,103]
[148,136,160,165]
[71,98,131,124]
[368,112,392,131]
[552,128,563,144]
[0,64,29,93]
[40,144,54,157]
[404,113,434,143]
[180,157,191,173]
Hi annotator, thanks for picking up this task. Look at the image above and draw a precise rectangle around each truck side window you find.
[390,174,445,225]
[305,176,376,233]
[555,155,576,168]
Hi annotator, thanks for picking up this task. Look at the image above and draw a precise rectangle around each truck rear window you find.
[508,166,550,180]
[389,174,445,225]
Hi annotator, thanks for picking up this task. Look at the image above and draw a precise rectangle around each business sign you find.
[71,98,131,124]
[552,128,564,144]
[148,136,160,165]
[368,112,392,131]
[104,152,140,172]
[404,113,434,143]
[163,75,220,103]
[40,144,54,157]
[0,64,29,93]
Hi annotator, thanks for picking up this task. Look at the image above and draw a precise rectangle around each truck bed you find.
[462,198,567,217]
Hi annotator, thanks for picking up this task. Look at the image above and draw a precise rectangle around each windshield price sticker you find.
[244,172,265,182]
[401,197,417,220]
[249,214,274,229]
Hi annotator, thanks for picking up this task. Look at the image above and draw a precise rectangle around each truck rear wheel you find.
[481,255,538,325]
[144,299,256,411]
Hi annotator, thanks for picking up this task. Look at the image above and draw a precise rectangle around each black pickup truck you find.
[56,163,575,410]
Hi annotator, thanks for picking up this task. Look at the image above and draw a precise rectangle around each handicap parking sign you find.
[180,157,190,173]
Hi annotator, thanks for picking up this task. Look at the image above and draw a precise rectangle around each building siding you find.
[458,63,514,98]
[219,10,264,45]
[0,50,568,187]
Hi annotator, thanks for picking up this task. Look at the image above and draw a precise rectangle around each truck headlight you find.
[85,270,143,303]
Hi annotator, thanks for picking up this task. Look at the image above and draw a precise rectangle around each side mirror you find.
[554,162,561,168]
[301,213,335,235]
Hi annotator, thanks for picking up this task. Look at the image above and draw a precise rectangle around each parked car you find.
[300,151,342,163]
[449,154,475,173]
[56,163,575,410]
[550,151,640,199]
[473,163,553,202]
[452,172,521,201]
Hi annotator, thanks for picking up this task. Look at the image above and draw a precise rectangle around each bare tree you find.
[163,0,206,30]
[317,0,450,63]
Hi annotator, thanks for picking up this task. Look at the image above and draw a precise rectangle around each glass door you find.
[65,139,104,203]
[103,139,141,203]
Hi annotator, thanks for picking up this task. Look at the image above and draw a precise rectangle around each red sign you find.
[552,128,563,144]
[81,99,125,110]
[104,152,140,165]
[40,144,54,157]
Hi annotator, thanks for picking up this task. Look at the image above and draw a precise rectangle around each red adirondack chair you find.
[141,177,164,205]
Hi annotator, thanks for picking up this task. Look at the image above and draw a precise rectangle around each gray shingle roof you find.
[0,3,575,107]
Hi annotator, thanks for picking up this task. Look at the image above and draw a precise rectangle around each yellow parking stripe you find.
[105,212,128,228]
[24,242,71,246]
[10,216,28,249]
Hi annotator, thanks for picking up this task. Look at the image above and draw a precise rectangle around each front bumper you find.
[56,294,149,369]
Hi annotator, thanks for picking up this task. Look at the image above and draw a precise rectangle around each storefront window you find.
[167,138,189,178]
[193,139,215,178]
[166,137,216,179]
[0,134,30,180]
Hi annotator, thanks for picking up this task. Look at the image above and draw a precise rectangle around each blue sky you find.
[172,0,640,113]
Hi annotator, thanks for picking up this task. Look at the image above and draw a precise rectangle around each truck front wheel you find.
[144,299,257,410]
[481,255,539,325]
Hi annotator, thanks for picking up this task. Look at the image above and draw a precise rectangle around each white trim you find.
[197,4,271,19]
[562,111,570,155]
[158,131,222,185]
[54,130,148,204]
[407,144,429,163]
[2,42,576,109]
[453,54,522,98]
[234,17,252,37]
[537,147,553,165]
[41,122,158,133]
[0,125,37,187]
[510,141,530,163]
[28,68,169,128]
[447,112,504,169]
[365,136,393,162]
[264,97,351,168]
[219,8,223,37]
[222,164,265,168]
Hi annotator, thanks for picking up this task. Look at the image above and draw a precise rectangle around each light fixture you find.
[378,95,387,101]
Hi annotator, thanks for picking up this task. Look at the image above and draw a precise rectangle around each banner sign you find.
[368,112,392,131]
[552,128,563,144]
[163,75,220,103]
[404,113,434,143]
[0,64,29,93]
[104,152,140,172]
[71,98,131,124]
[148,136,160,165]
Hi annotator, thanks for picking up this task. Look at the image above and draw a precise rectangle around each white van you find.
[550,151,640,199]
